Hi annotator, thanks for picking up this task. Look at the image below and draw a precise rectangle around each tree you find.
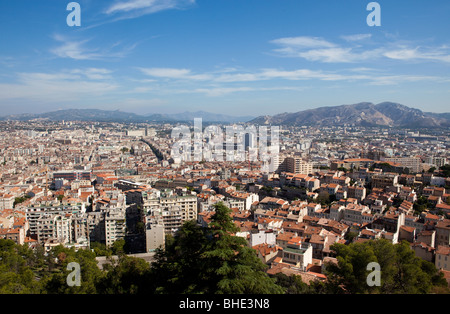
[440,164,450,177]
[322,239,449,294]
[13,195,31,207]
[413,196,428,215]
[0,240,41,294]
[42,245,104,294]
[90,242,112,257]
[96,255,152,294]
[324,241,378,294]
[111,239,126,255]
[149,203,284,294]
[202,202,284,294]
[271,273,316,294]
[149,220,209,294]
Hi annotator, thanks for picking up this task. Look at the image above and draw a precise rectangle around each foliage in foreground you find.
[0,203,448,294]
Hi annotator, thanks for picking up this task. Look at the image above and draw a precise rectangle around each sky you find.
[0,0,449,117]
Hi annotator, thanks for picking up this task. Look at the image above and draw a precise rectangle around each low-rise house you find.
[436,219,450,247]
[253,243,281,264]
[411,242,434,263]
[280,237,313,271]
[435,245,450,271]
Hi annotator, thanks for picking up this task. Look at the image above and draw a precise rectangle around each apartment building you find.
[26,203,86,237]
[277,157,313,175]
[36,214,71,244]
[159,195,197,222]
[105,209,126,247]
[346,186,366,202]
[342,203,371,225]
[144,190,197,223]
[371,173,399,189]
[0,227,25,245]
[53,171,92,182]
[383,157,421,173]
[145,222,165,252]
[0,193,15,210]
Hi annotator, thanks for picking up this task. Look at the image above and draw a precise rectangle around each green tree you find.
[96,255,152,294]
[202,202,284,294]
[0,240,41,294]
[42,245,103,294]
[149,203,284,294]
[111,239,126,255]
[271,273,316,294]
[324,241,378,294]
[90,242,112,257]
[150,220,209,294]
[13,195,31,207]
[323,239,448,294]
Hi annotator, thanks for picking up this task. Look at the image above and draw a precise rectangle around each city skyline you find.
[1,0,450,116]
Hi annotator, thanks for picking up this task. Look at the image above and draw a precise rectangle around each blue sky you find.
[0,0,449,116]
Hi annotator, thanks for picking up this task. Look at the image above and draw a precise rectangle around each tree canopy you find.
[1,207,449,295]
[322,239,448,294]
[149,202,284,294]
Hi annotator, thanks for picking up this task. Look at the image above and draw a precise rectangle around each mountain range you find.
[1,102,449,127]
[0,109,255,124]
[250,102,450,128]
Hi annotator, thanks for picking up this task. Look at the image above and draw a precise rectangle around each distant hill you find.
[0,109,254,124]
[160,111,255,123]
[250,102,450,128]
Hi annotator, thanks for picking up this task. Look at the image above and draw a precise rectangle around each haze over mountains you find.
[1,102,449,127]
[0,109,255,124]
[251,102,450,128]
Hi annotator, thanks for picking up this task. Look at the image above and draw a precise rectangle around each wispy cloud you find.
[271,36,335,48]
[51,35,99,60]
[138,67,212,80]
[105,0,195,20]
[270,35,450,64]
[51,34,137,61]
[70,68,114,80]
[341,34,372,42]
[271,35,375,63]
[171,86,309,97]
[0,70,118,102]
[137,66,447,90]
[383,47,450,63]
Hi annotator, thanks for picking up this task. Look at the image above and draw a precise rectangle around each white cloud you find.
[270,35,450,64]
[105,0,195,19]
[341,34,372,42]
[0,70,118,102]
[136,65,446,90]
[297,48,358,63]
[270,36,377,63]
[71,68,114,80]
[51,35,137,60]
[270,36,335,48]
[384,47,450,63]
[51,37,100,60]
[139,67,212,80]
[176,86,308,97]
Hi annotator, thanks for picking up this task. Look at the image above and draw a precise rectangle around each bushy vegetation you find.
[0,203,448,294]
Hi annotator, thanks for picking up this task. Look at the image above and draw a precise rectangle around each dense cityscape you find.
[1,1,450,304]
[1,118,449,295]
